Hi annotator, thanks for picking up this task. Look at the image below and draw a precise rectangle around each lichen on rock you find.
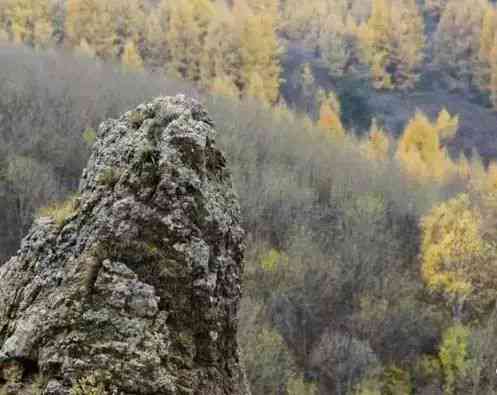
[0,95,249,394]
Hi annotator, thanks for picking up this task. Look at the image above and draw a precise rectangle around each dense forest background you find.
[3,0,497,394]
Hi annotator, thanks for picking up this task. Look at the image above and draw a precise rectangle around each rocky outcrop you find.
[0,95,249,394]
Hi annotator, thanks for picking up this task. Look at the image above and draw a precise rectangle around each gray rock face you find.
[0,95,249,395]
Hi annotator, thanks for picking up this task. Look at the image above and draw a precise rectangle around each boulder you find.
[0,95,249,394]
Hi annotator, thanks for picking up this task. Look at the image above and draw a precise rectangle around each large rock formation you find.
[0,96,249,394]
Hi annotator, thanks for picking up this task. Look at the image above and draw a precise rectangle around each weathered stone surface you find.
[0,95,249,394]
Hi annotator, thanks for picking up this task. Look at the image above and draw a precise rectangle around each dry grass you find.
[38,196,79,227]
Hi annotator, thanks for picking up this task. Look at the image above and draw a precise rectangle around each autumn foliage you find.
[5,1,497,394]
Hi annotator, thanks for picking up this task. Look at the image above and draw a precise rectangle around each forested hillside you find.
[3,0,497,394]
[4,0,497,157]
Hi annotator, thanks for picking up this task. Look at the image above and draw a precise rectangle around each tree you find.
[363,118,390,161]
[280,1,323,41]
[4,0,54,47]
[318,91,345,139]
[396,110,458,183]
[481,4,497,59]
[273,100,296,124]
[488,38,497,109]
[143,8,167,70]
[391,0,425,89]
[247,0,280,22]
[239,11,283,103]
[75,38,96,59]
[468,158,497,244]
[166,0,214,81]
[439,324,472,394]
[425,0,449,20]
[286,375,318,395]
[435,108,459,141]
[358,0,394,89]
[319,13,360,78]
[421,194,497,320]
[433,0,486,90]
[456,152,472,182]
[65,0,116,58]
[358,0,425,89]
[6,156,58,243]
[210,74,240,98]
[281,0,362,52]
[293,63,319,114]
[241,326,295,395]
[201,2,243,89]
[121,40,144,72]
[310,329,379,394]
[289,63,324,117]
[245,71,269,104]
[476,4,497,91]
[108,0,146,57]
[300,63,316,99]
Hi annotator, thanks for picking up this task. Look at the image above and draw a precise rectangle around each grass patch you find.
[38,195,79,227]
[128,110,145,129]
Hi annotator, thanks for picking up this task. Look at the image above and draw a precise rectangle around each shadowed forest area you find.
[3,0,497,394]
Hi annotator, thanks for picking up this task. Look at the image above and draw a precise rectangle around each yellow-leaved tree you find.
[318,91,346,140]
[357,0,394,89]
[476,4,497,91]
[166,0,214,81]
[358,0,425,89]
[247,0,280,22]
[239,9,282,104]
[201,2,243,89]
[488,38,497,109]
[280,0,323,41]
[75,38,96,59]
[456,152,471,182]
[469,160,497,242]
[435,108,459,140]
[4,0,54,47]
[318,5,360,78]
[396,109,458,183]
[121,40,144,72]
[391,0,426,89]
[143,8,166,70]
[210,75,240,99]
[65,0,116,59]
[109,0,145,53]
[363,118,390,161]
[421,194,497,320]
[439,324,472,395]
